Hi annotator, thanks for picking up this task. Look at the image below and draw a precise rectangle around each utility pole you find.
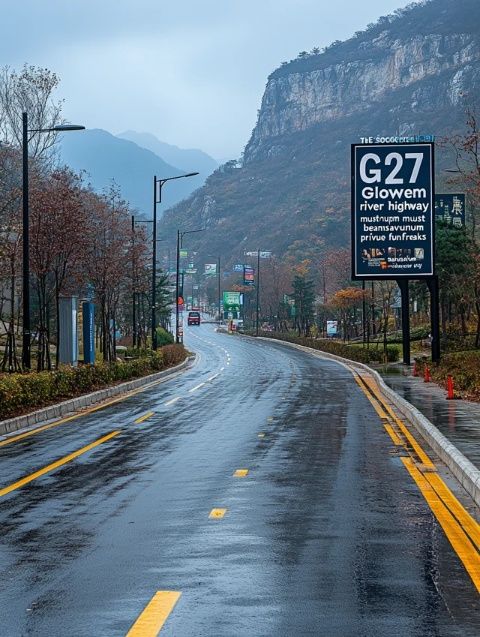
[131,215,137,348]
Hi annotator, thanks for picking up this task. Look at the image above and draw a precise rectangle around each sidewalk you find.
[381,367,480,470]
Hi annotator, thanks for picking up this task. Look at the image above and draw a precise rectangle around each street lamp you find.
[22,112,85,370]
[152,172,199,350]
[176,227,205,343]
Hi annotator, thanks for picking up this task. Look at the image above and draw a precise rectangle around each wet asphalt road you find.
[0,324,479,636]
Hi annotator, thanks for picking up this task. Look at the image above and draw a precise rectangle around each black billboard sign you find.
[352,143,434,279]
[435,193,465,227]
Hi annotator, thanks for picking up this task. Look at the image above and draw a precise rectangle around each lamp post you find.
[152,172,198,350]
[22,112,85,370]
[176,227,205,343]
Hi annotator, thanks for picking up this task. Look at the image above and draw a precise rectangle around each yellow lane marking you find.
[0,430,120,498]
[209,508,227,519]
[126,591,181,637]
[233,469,249,477]
[394,416,435,469]
[424,471,480,551]
[134,411,155,424]
[384,424,403,446]
[401,458,480,593]
[355,373,435,469]
[164,397,180,406]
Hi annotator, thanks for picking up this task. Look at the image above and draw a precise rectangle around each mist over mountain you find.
[117,131,218,177]
[158,0,480,267]
[59,129,205,216]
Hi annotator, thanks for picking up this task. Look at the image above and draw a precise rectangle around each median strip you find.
[0,430,121,498]
[126,591,181,636]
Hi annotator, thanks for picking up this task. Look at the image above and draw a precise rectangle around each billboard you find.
[223,291,241,311]
[205,263,217,275]
[82,302,95,365]
[326,320,338,337]
[435,193,465,227]
[352,143,434,278]
[59,296,78,366]
[244,266,255,285]
[244,250,272,258]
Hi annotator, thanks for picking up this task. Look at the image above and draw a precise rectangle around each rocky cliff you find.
[159,0,480,269]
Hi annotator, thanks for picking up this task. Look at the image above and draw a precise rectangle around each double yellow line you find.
[354,372,480,592]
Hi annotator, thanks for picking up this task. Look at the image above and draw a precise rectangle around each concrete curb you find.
[0,356,195,437]
[253,336,480,507]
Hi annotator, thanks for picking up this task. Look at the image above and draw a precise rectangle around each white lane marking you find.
[165,396,181,406]
[189,382,206,393]
[220,367,225,372]
[207,374,219,382]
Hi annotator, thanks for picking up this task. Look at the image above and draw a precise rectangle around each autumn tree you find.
[330,287,365,341]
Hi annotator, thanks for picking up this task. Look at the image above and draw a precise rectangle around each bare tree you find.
[0,65,64,159]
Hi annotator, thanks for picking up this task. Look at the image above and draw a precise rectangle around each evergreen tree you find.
[292,274,315,335]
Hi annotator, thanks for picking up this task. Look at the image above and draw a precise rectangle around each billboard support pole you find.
[218,255,221,322]
[427,275,441,363]
[397,279,411,366]
[256,250,260,336]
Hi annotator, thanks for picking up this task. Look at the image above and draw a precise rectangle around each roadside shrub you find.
[0,344,187,421]
[415,351,480,399]
[155,327,174,347]
[254,332,400,364]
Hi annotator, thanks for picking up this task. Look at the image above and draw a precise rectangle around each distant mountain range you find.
[117,130,218,177]
[59,129,217,216]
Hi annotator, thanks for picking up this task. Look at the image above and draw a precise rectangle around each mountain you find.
[117,130,218,177]
[158,0,480,268]
[59,129,204,216]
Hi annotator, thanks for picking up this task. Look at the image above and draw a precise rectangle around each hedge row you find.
[253,332,400,364]
[0,344,187,421]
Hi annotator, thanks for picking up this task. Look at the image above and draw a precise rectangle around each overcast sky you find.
[1,0,409,160]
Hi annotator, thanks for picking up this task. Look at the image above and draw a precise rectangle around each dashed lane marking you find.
[134,411,155,424]
[0,430,120,498]
[188,382,206,393]
[164,397,180,406]
[209,508,227,519]
[233,469,249,477]
[125,591,181,637]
